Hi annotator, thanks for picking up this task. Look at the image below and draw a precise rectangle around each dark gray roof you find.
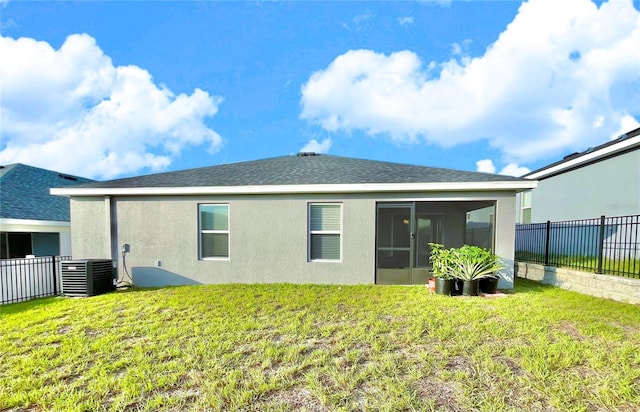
[0,164,93,221]
[524,126,640,178]
[65,154,526,190]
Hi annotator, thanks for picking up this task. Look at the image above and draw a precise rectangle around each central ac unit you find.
[61,259,116,297]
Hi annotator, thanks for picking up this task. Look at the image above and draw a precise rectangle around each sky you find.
[1,0,639,181]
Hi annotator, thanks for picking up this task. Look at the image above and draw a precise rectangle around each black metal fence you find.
[0,256,71,305]
[515,215,639,278]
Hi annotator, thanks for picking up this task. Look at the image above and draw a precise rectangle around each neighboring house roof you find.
[0,163,94,222]
[525,127,640,180]
[52,154,536,197]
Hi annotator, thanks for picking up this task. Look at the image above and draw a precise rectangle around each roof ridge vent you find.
[297,152,318,157]
[58,173,78,181]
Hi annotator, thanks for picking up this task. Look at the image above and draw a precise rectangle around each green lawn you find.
[1,280,639,411]
[515,252,640,278]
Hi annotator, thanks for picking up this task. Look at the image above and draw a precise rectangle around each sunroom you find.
[376,201,495,285]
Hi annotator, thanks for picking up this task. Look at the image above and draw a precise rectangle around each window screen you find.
[199,204,229,259]
[309,204,342,261]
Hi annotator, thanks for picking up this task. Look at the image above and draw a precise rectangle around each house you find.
[51,154,536,287]
[0,164,93,258]
[516,127,640,223]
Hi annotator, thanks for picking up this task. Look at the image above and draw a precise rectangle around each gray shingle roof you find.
[65,154,527,190]
[0,164,93,221]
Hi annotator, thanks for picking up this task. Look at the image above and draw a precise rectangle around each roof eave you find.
[525,134,640,180]
[51,181,538,197]
[0,218,70,227]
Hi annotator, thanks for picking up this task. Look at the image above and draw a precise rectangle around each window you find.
[464,205,495,250]
[521,190,532,224]
[199,204,229,259]
[309,203,342,261]
[0,232,59,258]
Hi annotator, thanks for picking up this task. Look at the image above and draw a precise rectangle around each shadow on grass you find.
[513,277,556,294]
[2,280,556,316]
[0,285,158,316]
[0,296,64,316]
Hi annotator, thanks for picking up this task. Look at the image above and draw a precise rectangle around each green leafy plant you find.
[448,244,504,281]
[428,243,454,280]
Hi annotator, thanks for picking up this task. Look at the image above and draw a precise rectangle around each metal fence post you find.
[544,220,551,266]
[597,215,606,274]
[52,256,58,295]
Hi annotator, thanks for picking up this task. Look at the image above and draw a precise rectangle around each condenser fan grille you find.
[61,259,115,297]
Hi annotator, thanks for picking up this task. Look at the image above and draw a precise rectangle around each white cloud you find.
[475,159,496,174]
[300,138,332,154]
[342,9,374,31]
[476,159,531,177]
[397,16,414,27]
[301,0,640,167]
[451,39,473,56]
[499,163,531,177]
[0,34,223,179]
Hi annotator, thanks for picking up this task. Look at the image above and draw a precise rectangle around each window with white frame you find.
[309,203,342,261]
[199,204,229,259]
[521,190,532,224]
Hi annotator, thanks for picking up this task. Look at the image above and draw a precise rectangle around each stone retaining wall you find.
[515,261,640,305]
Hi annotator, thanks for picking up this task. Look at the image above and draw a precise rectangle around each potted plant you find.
[479,275,500,294]
[448,245,504,296]
[428,243,456,296]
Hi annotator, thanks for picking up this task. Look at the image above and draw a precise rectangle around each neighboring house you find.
[0,164,93,258]
[516,127,640,223]
[52,154,536,287]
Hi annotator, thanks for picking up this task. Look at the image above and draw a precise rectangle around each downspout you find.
[107,196,131,286]
[105,195,119,285]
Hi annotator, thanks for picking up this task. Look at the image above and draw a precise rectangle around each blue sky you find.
[1,0,639,180]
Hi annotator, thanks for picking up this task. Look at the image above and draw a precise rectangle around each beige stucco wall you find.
[69,190,519,286]
[70,197,112,259]
[113,194,376,285]
[517,149,640,223]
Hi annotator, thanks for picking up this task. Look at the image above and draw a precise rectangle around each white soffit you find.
[0,218,70,227]
[51,181,538,197]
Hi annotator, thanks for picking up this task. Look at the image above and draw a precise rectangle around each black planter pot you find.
[462,280,480,296]
[435,278,455,296]
[479,277,499,294]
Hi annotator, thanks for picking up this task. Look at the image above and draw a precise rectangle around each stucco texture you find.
[531,150,640,222]
[112,194,375,286]
[70,197,111,259]
[69,191,518,287]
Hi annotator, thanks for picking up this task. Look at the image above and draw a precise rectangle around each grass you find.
[1,280,639,411]
[515,251,640,278]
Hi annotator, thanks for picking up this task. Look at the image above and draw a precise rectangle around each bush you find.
[429,243,503,281]
[428,243,454,280]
